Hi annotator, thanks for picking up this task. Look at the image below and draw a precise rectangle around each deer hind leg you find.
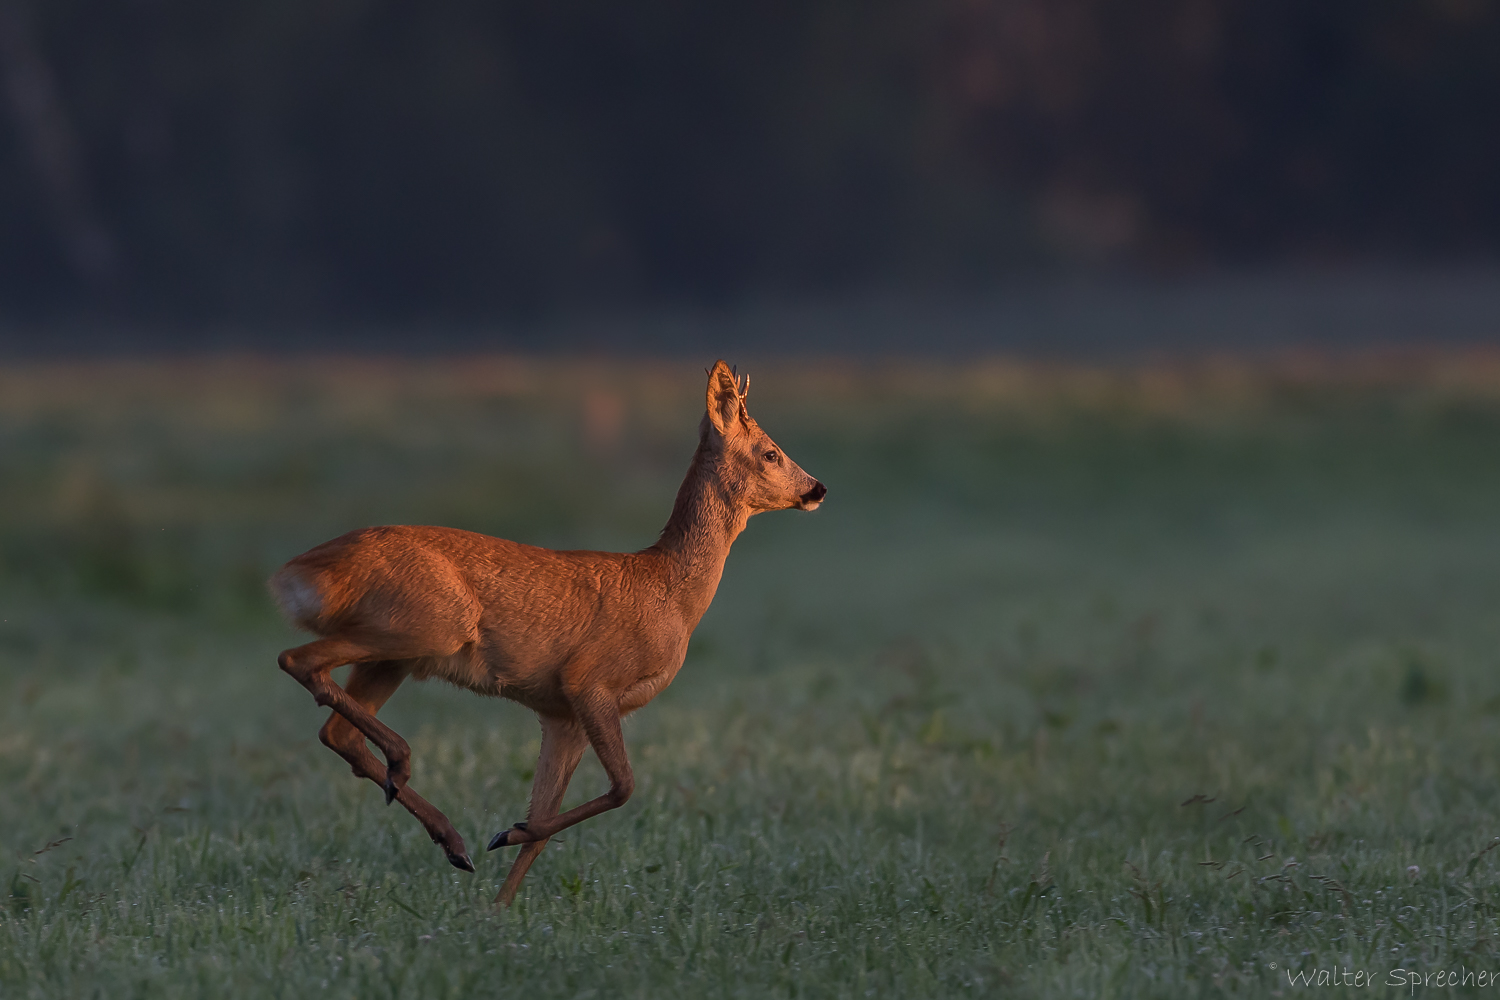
[280,639,473,872]
[489,691,634,850]
[315,661,475,873]
[279,638,415,797]
[491,715,587,907]
[318,659,408,783]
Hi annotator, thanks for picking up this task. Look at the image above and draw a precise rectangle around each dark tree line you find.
[0,0,1496,324]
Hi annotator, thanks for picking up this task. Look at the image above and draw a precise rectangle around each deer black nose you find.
[801,482,827,504]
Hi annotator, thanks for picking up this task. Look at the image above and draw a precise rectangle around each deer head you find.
[701,360,826,513]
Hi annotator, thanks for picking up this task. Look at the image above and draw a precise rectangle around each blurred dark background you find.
[2,0,1499,352]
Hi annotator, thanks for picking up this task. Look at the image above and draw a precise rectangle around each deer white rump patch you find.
[270,568,323,626]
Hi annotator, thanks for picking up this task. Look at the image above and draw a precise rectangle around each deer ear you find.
[705,360,743,436]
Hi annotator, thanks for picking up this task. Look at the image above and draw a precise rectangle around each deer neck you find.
[648,443,749,624]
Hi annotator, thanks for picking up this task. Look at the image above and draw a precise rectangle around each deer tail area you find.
[268,564,334,632]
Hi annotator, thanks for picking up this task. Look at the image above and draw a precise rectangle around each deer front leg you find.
[490,715,587,907]
[318,661,474,873]
[488,692,634,849]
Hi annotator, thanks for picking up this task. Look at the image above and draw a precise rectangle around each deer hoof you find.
[383,777,399,804]
[447,850,476,873]
[486,822,527,851]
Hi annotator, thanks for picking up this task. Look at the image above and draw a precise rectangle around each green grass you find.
[8,356,1500,997]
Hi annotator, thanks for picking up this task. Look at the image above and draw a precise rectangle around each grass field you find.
[9,355,1500,997]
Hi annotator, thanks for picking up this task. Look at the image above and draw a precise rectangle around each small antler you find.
[736,370,751,420]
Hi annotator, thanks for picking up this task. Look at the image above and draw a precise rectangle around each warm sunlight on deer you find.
[268,361,826,906]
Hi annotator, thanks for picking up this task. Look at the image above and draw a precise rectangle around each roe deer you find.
[269,361,825,906]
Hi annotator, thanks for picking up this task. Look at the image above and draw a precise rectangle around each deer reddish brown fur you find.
[269,361,825,906]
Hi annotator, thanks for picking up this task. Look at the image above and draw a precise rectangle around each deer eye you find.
[763,450,779,463]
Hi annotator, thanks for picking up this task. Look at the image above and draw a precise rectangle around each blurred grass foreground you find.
[8,355,1500,997]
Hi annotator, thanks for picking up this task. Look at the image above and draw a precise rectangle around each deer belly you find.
[408,649,496,695]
